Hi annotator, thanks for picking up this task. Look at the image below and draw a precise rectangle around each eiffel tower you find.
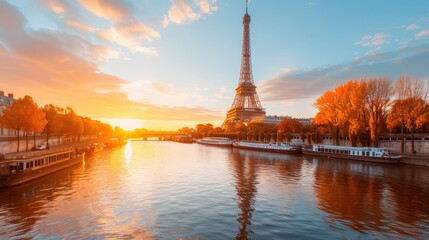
[223,1,265,127]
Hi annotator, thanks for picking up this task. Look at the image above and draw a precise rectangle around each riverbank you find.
[2,139,98,159]
[401,153,429,167]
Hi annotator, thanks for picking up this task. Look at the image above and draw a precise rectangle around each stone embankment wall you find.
[0,137,61,153]
[0,136,96,154]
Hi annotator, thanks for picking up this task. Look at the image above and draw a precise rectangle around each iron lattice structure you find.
[223,5,265,127]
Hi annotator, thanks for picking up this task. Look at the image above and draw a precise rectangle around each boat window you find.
[19,162,24,171]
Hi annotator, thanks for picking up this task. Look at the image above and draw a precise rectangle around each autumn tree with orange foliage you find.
[43,104,64,149]
[0,99,22,152]
[277,118,303,134]
[314,90,342,145]
[364,78,392,147]
[315,78,392,147]
[387,76,429,153]
[316,76,428,149]
[0,96,47,152]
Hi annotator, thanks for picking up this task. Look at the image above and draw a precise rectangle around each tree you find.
[224,121,246,133]
[365,78,392,147]
[314,90,341,145]
[335,80,369,147]
[0,100,22,152]
[178,127,191,135]
[314,78,391,147]
[43,104,64,148]
[277,118,303,134]
[195,123,214,137]
[389,76,429,153]
[31,106,47,149]
[62,107,83,140]
[0,96,46,151]
[19,96,47,150]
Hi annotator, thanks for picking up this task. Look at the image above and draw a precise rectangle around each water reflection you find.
[230,149,305,239]
[1,142,429,239]
[229,149,259,239]
[311,157,429,238]
[0,164,82,238]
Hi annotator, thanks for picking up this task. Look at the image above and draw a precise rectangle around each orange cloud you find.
[0,1,222,124]
[197,0,218,14]
[168,0,200,24]
[164,0,218,26]
[78,0,130,20]
[72,0,160,56]
[66,19,96,32]
[44,0,66,13]
[96,21,160,55]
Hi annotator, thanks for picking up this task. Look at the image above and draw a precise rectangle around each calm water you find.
[1,141,429,239]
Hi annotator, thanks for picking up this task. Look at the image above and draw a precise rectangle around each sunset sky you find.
[1,0,428,130]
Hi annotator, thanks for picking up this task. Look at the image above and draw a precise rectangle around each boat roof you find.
[314,144,387,151]
[1,148,75,162]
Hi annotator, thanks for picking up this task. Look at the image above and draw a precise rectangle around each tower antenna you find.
[246,0,248,14]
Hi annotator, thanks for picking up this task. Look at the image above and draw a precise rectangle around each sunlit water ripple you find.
[1,141,429,239]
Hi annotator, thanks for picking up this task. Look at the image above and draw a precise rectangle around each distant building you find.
[295,118,313,126]
[249,115,313,126]
[0,90,17,136]
[249,115,290,125]
[0,91,15,116]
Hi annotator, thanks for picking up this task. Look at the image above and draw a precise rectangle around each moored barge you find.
[303,144,401,164]
[196,137,233,147]
[0,148,85,188]
[233,141,302,154]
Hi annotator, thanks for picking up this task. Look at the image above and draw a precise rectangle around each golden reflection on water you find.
[125,140,133,166]
[1,142,429,239]
[312,158,429,237]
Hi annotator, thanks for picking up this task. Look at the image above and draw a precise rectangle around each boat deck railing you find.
[1,148,74,161]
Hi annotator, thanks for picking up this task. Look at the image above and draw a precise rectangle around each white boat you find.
[196,137,233,147]
[233,141,302,154]
[303,144,401,164]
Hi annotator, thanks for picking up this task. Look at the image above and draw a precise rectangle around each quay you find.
[400,153,429,167]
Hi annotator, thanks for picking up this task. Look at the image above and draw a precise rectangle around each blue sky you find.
[1,0,428,130]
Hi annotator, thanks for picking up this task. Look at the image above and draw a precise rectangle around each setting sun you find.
[101,118,145,131]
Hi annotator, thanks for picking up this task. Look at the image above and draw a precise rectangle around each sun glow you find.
[101,118,145,131]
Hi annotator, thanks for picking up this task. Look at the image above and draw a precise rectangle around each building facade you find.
[0,90,17,137]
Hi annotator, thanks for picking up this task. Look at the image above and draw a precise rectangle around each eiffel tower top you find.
[239,0,253,85]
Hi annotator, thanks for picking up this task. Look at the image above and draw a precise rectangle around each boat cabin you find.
[312,144,390,157]
[0,149,75,175]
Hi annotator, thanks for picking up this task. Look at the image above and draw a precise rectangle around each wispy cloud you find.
[96,21,160,56]
[78,0,131,21]
[148,82,173,95]
[416,29,429,38]
[66,19,96,32]
[197,0,218,14]
[43,0,67,14]
[355,33,390,47]
[405,24,420,31]
[164,0,218,27]
[259,44,429,101]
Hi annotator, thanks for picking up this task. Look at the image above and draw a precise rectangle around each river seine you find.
[1,140,429,239]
